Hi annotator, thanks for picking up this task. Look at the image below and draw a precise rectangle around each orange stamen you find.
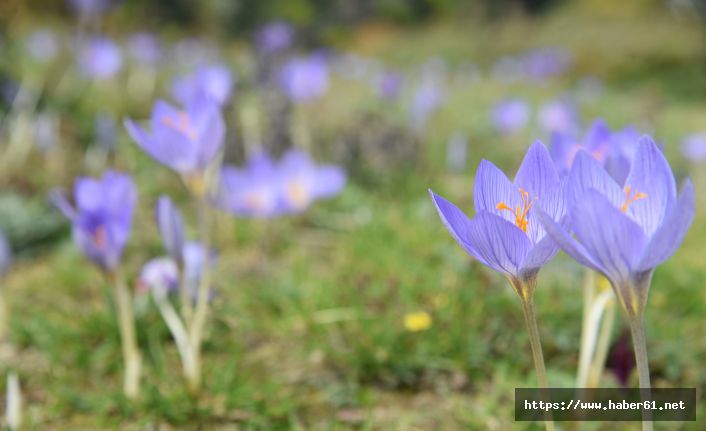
[161,111,197,140]
[93,225,107,249]
[620,186,647,213]
[496,187,535,232]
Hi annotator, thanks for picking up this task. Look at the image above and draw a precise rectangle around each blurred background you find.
[0,0,706,429]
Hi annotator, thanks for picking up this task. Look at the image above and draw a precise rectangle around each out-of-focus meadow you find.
[1,0,706,429]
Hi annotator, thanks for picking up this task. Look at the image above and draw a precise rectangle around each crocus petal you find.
[465,211,532,277]
[570,189,648,284]
[75,178,103,213]
[623,136,677,237]
[429,190,489,266]
[124,118,153,150]
[637,180,695,271]
[513,141,560,201]
[312,165,346,198]
[567,151,623,208]
[473,160,520,223]
[520,233,560,274]
[156,196,185,263]
[536,208,604,273]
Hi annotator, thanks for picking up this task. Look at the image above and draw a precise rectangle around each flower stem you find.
[587,295,616,387]
[153,292,195,382]
[629,316,653,431]
[519,295,555,431]
[576,269,596,387]
[187,193,213,392]
[112,271,141,399]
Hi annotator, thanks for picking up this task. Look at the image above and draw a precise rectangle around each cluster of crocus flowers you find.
[214,149,346,218]
[51,170,141,399]
[431,136,693,431]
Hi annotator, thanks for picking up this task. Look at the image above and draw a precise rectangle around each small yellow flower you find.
[404,311,432,332]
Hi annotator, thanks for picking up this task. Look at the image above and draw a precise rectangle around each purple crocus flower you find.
[156,196,185,264]
[0,230,11,276]
[127,33,161,66]
[491,99,530,135]
[51,170,137,272]
[279,54,329,103]
[214,152,284,218]
[77,36,123,80]
[375,71,403,100]
[256,22,294,54]
[549,119,612,176]
[138,257,179,296]
[277,149,346,213]
[538,137,695,318]
[680,132,706,162]
[537,99,579,135]
[25,30,59,63]
[124,97,225,176]
[604,126,641,185]
[430,142,565,292]
[172,64,234,107]
[409,78,444,131]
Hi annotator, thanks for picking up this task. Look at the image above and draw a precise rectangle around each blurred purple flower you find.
[539,138,694,316]
[277,149,346,213]
[214,152,284,218]
[25,30,59,63]
[256,22,294,54]
[51,170,137,272]
[127,33,161,66]
[182,242,216,296]
[375,71,403,100]
[549,119,611,175]
[681,132,706,162]
[430,142,566,287]
[138,257,179,296]
[172,64,234,107]
[77,36,122,80]
[214,149,345,218]
[409,78,444,130]
[279,54,329,103]
[156,196,185,264]
[124,97,225,175]
[537,99,579,135]
[67,0,111,17]
[491,98,530,135]
[0,230,11,276]
[604,126,641,185]
[522,47,572,81]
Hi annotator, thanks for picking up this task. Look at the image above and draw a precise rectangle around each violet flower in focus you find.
[51,170,137,272]
[172,65,234,107]
[430,142,566,292]
[77,37,123,80]
[124,97,225,177]
[279,54,329,103]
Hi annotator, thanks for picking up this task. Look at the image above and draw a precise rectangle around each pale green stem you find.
[587,295,616,387]
[178,264,193,328]
[112,271,141,399]
[576,269,596,387]
[187,194,213,392]
[629,316,653,431]
[5,372,21,431]
[153,292,196,381]
[519,295,555,431]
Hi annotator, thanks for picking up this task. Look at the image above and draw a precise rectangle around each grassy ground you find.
[2,6,706,430]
